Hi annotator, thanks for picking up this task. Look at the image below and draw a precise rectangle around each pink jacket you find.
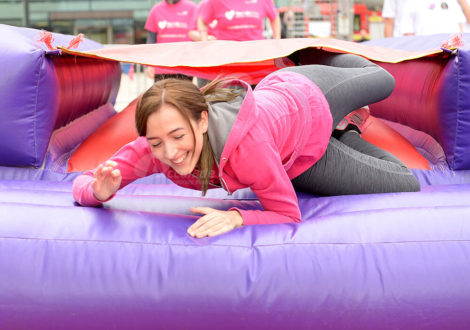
[72,71,332,225]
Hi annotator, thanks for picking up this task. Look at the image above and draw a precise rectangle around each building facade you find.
[0,0,384,44]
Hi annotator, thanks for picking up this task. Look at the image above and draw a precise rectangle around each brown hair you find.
[135,78,240,195]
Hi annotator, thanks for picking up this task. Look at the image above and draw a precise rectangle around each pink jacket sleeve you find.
[72,137,161,206]
[228,141,302,225]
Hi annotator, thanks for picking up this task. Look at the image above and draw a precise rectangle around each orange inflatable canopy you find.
[67,98,138,173]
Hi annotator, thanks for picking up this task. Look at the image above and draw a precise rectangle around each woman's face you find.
[146,103,208,176]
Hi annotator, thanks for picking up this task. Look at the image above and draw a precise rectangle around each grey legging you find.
[282,49,420,195]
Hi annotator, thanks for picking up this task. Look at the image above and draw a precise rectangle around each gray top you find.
[207,86,246,166]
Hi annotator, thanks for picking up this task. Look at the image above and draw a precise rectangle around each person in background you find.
[401,0,466,36]
[457,0,470,32]
[356,29,369,42]
[72,51,420,238]
[187,0,217,87]
[145,0,196,81]
[197,0,281,42]
[382,0,411,37]
[282,9,295,38]
[188,0,216,41]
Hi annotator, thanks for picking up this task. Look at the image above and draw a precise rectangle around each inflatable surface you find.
[0,24,121,168]
[1,24,470,329]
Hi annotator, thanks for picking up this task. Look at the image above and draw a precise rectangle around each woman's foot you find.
[335,106,370,134]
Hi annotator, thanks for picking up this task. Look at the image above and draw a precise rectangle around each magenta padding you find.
[45,103,117,172]
[0,180,469,329]
[440,49,470,169]
[367,34,470,170]
[371,58,444,139]
[0,24,115,167]
[52,55,121,129]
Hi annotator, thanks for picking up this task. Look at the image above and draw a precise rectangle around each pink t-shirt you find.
[201,0,278,41]
[189,0,217,34]
[145,0,197,43]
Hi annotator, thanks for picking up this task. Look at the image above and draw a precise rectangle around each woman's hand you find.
[145,66,155,79]
[188,207,243,238]
[91,160,122,201]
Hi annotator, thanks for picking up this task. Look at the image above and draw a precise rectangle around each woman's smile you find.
[171,153,188,165]
[145,103,208,176]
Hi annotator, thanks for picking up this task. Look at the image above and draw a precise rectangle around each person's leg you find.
[284,50,419,195]
[338,130,404,164]
[291,135,420,196]
[279,50,395,129]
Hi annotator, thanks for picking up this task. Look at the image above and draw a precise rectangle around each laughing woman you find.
[73,51,420,238]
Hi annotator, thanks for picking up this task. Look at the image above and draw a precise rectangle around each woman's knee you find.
[404,172,421,192]
[380,67,396,97]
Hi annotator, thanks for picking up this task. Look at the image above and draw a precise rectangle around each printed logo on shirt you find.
[245,0,258,3]
[158,20,188,29]
[177,10,189,16]
[209,19,218,29]
[224,10,260,20]
[227,24,257,30]
[225,10,235,20]
[161,34,186,38]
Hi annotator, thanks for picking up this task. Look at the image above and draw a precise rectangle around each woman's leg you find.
[285,50,419,195]
[279,50,395,129]
[292,133,420,196]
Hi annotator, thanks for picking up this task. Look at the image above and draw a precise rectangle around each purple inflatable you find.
[0,25,470,329]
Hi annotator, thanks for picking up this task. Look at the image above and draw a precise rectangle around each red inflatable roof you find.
[60,38,443,84]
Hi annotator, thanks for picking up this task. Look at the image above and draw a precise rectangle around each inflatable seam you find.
[0,236,469,247]
[450,52,461,170]
[32,50,45,166]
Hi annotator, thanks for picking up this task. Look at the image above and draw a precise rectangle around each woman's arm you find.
[187,207,243,238]
[384,18,394,38]
[197,16,210,41]
[188,29,202,41]
[186,138,301,238]
[228,141,302,225]
[73,137,160,206]
[458,0,470,22]
[270,14,282,39]
[146,31,157,44]
[72,162,121,207]
[145,31,157,78]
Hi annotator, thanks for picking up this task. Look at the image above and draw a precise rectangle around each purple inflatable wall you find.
[366,34,470,170]
[1,180,470,329]
[1,27,470,329]
[0,24,121,168]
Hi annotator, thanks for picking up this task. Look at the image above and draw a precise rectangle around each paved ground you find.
[114,70,154,112]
